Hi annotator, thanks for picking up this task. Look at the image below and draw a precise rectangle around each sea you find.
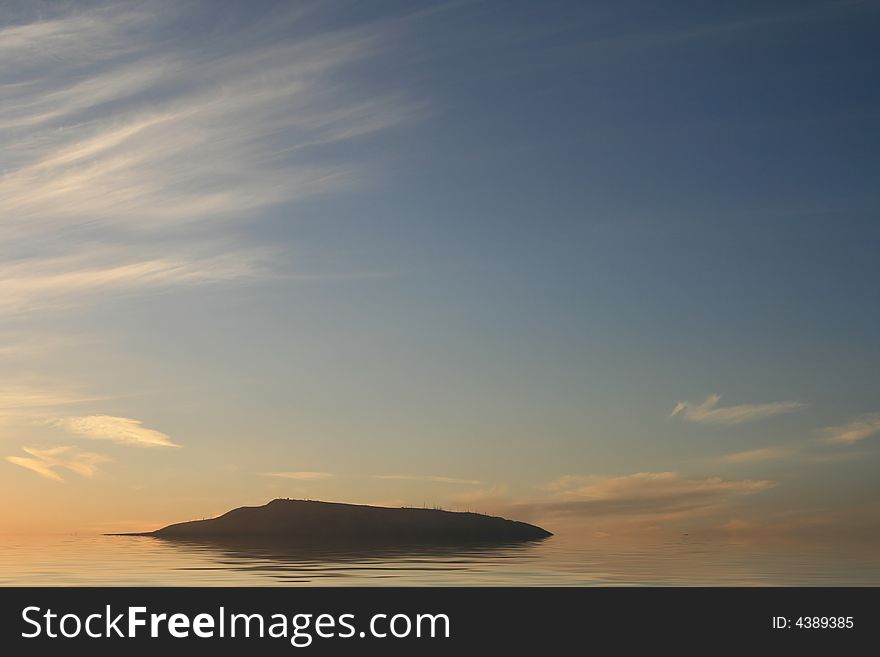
[1,533,877,586]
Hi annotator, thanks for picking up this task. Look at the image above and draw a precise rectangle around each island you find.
[116,498,552,543]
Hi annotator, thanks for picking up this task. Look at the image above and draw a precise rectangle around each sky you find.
[1,0,878,539]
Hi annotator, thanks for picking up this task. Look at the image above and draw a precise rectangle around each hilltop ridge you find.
[116,498,552,543]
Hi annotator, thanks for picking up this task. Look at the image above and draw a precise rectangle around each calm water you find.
[0,533,877,586]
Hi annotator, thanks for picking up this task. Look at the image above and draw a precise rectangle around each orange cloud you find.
[5,445,109,482]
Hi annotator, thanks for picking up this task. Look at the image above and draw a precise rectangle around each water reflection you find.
[153,536,547,583]
[1,533,878,586]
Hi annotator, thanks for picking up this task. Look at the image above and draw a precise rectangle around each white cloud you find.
[0,4,156,72]
[373,474,481,485]
[0,6,415,234]
[820,414,880,446]
[0,2,419,315]
[58,415,179,448]
[264,471,333,481]
[5,446,109,482]
[0,2,414,488]
[671,394,804,425]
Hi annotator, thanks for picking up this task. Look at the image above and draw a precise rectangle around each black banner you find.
[0,587,875,653]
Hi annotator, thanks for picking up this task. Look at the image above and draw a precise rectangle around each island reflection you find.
[149,534,549,572]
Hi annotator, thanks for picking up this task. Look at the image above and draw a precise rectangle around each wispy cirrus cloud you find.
[0,5,414,233]
[671,394,804,425]
[0,4,159,72]
[436,470,786,532]
[373,474,481,485]
[5,446,110,482]
[0,334,76,361]
[0,381,178,482]
[528,471,775,518]
[0,384,104,427]
[716,446,797,464]
[0,385,97,412]
[0,1,419,318]
[0,246,272,315]
[264,471,334,481]
[57,416,179,448]
[820,414,880,446]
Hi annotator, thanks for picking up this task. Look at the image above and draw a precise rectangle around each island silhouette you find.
[115,498,552,544]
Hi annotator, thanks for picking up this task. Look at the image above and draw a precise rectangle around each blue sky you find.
[1,0,878,537]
